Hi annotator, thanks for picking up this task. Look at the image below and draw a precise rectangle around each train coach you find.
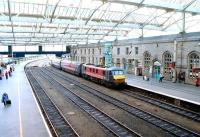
[61,60,82,76]
[51,58,61,69]
[51,59,126,87]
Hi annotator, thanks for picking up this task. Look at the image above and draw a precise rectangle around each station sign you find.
[104,43,112,68]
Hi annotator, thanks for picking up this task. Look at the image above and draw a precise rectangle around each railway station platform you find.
[0,61,52,137]
[126,74,200,106]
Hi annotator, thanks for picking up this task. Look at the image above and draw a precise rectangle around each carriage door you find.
[105,71,109,81]
[109,71,113,81]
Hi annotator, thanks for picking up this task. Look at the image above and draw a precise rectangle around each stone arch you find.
[187,51,200,79]
[162,51,173,76]
[142,51,151,76]
[143,51,151,68]
[188,51,200,70]
[163,51,173,62]
[152,58,162,64]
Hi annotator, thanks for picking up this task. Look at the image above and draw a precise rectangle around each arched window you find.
[188,52,200,78]
[144,51,151,68]
[189,53,199,70]
[163,51,173,74]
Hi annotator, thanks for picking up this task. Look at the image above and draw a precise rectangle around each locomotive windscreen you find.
[112,70,124,75]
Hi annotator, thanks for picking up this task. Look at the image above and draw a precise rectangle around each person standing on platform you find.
[195,76,200,87]
[8,71,11,77]
[1,93,9,106]
[10,66,12,73]
[0,69,2,80]
[5,71,8,79]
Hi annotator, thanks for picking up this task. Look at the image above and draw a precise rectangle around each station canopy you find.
[0,0,200,47]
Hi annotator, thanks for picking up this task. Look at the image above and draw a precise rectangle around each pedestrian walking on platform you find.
[159,73,164,82]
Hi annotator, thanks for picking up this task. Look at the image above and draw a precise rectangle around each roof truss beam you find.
[85,2,106,25]
[101,0,145,40]
[50,0,61,23]
[0,30,128,36]
[0,12,161,28]
[106,0,200,15]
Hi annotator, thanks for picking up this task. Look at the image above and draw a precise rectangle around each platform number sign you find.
[104,43,112,68]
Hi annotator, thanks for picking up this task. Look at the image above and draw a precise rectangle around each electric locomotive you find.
[82,64,126,86]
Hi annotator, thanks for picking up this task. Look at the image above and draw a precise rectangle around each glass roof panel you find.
[0,26,12,32]
[0,0,8,12]
[0,0,200,46]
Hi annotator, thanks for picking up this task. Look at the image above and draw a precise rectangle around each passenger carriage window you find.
[90,68,92,72]
[96,69,98,73]
[103,71,105,75]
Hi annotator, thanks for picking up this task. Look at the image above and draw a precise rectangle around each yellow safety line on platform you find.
[18,78,24,137]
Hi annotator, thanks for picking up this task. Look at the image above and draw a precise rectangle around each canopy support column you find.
[182,12,186,33]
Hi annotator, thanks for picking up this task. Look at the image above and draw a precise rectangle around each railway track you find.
[122,89,200,122]
[25,67,79,137]
[44,67,200,137]
[34,68,141,137]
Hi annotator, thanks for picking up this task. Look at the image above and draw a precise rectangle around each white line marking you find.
[18,78,24,137]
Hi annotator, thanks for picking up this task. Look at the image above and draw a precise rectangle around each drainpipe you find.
[173,40,177,63]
